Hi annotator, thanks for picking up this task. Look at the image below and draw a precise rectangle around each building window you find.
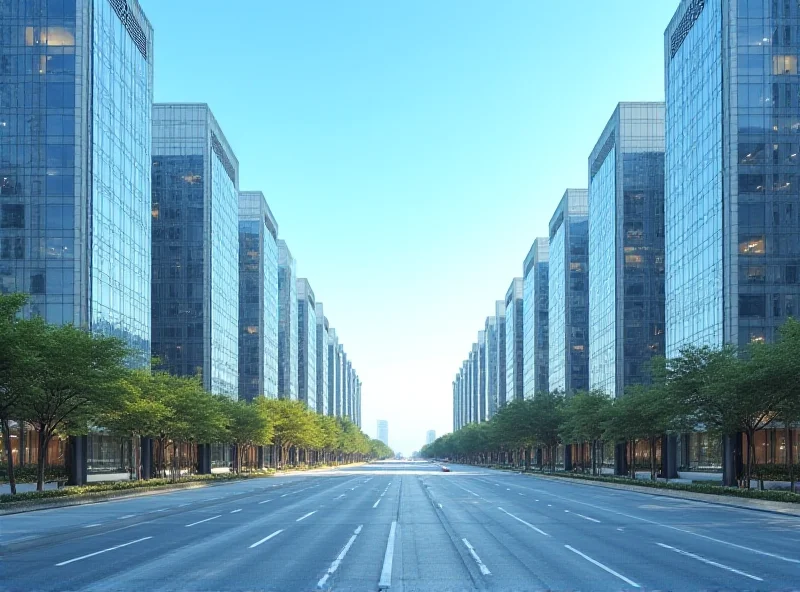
[1,204,24,228]
[739,235,766,255]
[773,55,798,74]
[740,294,766,317]
[742,265,766,282]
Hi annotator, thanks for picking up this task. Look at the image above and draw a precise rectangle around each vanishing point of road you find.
[2,461,799,591]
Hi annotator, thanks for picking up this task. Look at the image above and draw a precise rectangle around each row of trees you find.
[422,319,800,489]
[1,294,393,494]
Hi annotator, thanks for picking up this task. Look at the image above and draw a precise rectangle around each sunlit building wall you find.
[504,278,524,401]
[277,240,297,399]
[522,238,550,397]
[296,278,316,411]
[316,308,329,415]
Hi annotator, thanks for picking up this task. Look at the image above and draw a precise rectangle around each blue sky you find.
[140,0,679,455]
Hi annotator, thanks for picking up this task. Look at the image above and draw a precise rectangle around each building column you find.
[140,437,152,480]
[257,446,265,470]
[197,443,212,474]
[723,433,743,487]
[614,442,628,476]
[661,434,679,479]
[564,444,573,472]
[67,435,87,486]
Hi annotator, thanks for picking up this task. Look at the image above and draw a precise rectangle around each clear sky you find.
[140,0,679,456]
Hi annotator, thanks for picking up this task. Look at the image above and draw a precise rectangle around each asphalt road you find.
[2,461,799,591]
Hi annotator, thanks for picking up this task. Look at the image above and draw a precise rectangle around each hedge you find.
[1,464,69,484]
[0,470,274,504]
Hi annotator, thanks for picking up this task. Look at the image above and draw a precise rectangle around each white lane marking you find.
[249,529,284,549]
[350,487,357,491]
[547,504,552,507]
[281,493,290,498]
[462,538,491,576]
[178,503,190,507]
[437,503,443,509]
[258,499,273,505]
[55,536,152,566]
[518,493,525,496]
[204,497,220,501]
[296,510,317,522]
[154,508,167,512]
[317,525,363,588]
[545,493,800,565]
[117,515,135,520]
[230,509,242,514]
[565,510,600,523]
[379,521,397,589]
[506,488,511,491]
[564,545,639,588]
[335,494,346,500]
[373,498,381,508]
[535,499,539,502]
[495,483,500,487]
[82,523,101,528]
[497,507,549,536]
[656,543,763,581]
[185,515,221,527]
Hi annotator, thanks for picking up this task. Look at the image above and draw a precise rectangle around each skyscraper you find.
[151,104,239,397]
[426,430,436,445]
[484,316,499,418]
[589,103,665,397]
[665,0,800,353]
[377,420,389,446]
[316,306,329,416]
[522,238,550,397]
[277,240,297,399]
[477,330,487,421]
[495,300,507,408]
[296,278,316,411]
[505,278,524,401]
[548,189,589,394]
[0,0,153,366]
[469,343,479,422]
[238,191,279,401]
[327,328,339,416]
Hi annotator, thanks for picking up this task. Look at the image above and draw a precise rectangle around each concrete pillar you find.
[257,446,265,470]
[141,437,152,479]
[723,433,743,487]
[67,435,87,486]
[614,442,628,476]
[535,448,543,468]
[564,444,573,472]
[662,434,679,479]
[197,443,212,474]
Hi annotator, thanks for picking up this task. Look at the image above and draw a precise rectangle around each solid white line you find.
[55,537,152,566]
[564,545,639,588]
[565,510,600,523]
[154,508,167,512]
[230,509,242,514]
[280,493,289,497]
[82,523,101,528]
[497,507,549,536]
[258,499,273,504]
[656,543,763,581]
[317,525,363,588]
[373,498,381,508]
[462,538,491,575]
[249,529,284,549]
[118,515,135,520]
[379,521,397,589]
[185,515,221,527]
[296,510,316,522]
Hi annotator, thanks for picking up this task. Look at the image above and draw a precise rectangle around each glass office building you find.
[277,240,297,399]
[296,278,317,411]
[522,238,550,397]
[504,278,524,402]
[477,330,487,422]
[327,328,339,416]
[588,103,665,397]
[316,306,329,415]
[665,0,800,353]
[484,316,499,418]
[238,191,279,401]
[494,300,506,408]
[151,104,239,397]
[0,0,153,366]
[548,189,590,394]
[469,343,479,423]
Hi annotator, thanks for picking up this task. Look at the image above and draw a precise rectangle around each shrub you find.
[0,464,68,484]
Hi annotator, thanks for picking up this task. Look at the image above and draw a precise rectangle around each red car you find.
[441,466,451,472]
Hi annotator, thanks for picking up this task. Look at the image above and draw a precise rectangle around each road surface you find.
[2,461,799,590]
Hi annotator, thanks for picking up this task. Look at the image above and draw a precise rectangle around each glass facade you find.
[277,240,297,399]
[316,307,329,415]
[0,0,153,366]
[495,300,506,408]
[667,0,800,353]
[238,191,279,401]
[588,103,665,397]
[665,0,724,355]
[151,103,239,397]
[477,330,487,422]
[327,328,338,416]
[548,189,590,394]
[296,278,317,411]
[504,278,524,401]
[484,316,498,418]
[522,238,550,397]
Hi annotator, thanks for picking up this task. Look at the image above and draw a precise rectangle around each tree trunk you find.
[37,427,48,491]
[650,437,656,481]
[1,418,17,495]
